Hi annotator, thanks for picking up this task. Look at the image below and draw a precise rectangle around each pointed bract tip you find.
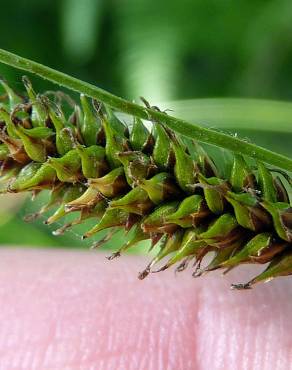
[152,264,169,273]
[230,282,252,290]
[138,266,151,280]
[106,252,121,261]
[21,76,31,88]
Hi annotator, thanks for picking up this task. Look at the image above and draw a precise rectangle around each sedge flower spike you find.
[0,76,292,290]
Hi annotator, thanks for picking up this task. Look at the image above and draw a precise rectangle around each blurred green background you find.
[0,0,292,249]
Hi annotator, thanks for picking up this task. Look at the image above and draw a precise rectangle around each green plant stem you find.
[0,48,291,172]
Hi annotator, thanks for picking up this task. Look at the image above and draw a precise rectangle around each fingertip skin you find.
[0,248,291,370]
[197,274,292,370]
[0,248,199,370]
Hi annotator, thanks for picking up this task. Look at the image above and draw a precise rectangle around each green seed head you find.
[1,76,292,289]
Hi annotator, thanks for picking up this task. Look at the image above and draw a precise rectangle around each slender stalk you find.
[0,48,291,172]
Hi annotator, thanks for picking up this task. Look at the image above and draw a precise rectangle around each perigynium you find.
[0,49,291,289]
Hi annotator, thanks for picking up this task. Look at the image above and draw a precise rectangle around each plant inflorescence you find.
[0,49,291,289]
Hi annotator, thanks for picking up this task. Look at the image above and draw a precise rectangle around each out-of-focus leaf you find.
[61,0,104,64]
[162,98,292,133]
[0,193,26,226]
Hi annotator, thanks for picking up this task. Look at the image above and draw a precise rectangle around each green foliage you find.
[0,0,292,253]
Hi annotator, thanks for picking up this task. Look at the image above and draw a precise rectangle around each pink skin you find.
[0,248,291,369]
